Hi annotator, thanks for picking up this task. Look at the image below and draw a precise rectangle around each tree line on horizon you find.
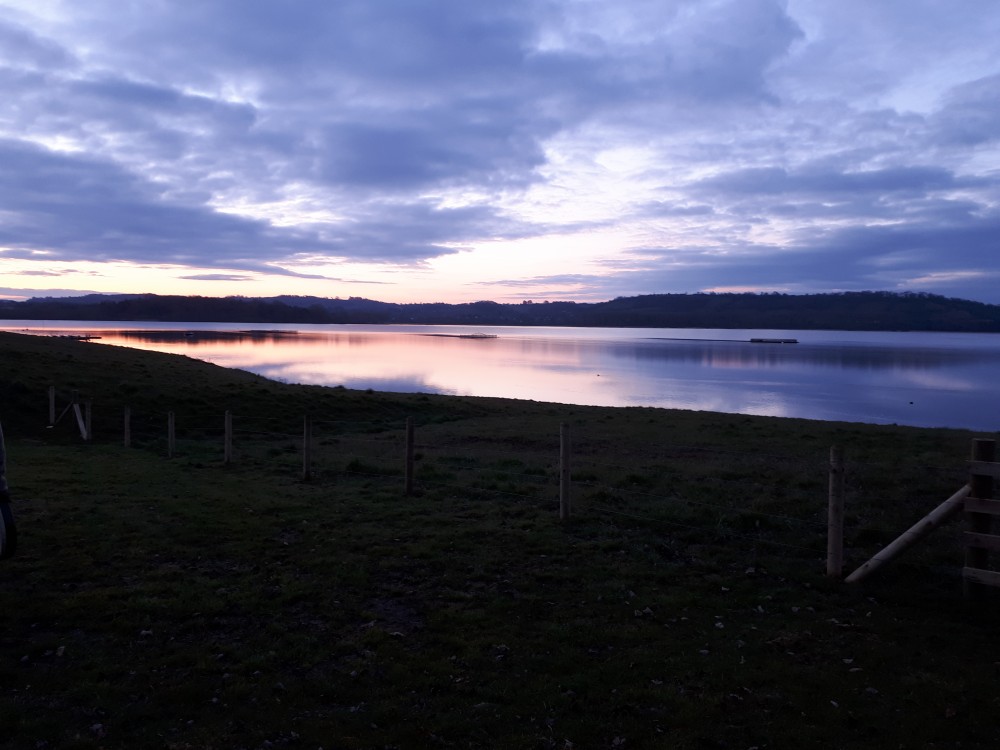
[3,291,1000,332]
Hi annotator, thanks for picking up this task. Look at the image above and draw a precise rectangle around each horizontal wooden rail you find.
[968,460,1000,480]
[965,497,1000,515]
[963,531,1000,552]
[962,567,1000,588]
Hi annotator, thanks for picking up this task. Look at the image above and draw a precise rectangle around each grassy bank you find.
[1,331,998,749]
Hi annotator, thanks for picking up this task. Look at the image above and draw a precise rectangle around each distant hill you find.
[3,291,1000,331]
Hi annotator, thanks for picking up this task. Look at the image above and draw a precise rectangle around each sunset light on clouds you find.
[1,0,999,304]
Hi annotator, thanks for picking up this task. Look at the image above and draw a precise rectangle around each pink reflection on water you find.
[93,329,628,406]
[6,322,999,428]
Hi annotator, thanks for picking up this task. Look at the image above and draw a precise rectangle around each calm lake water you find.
[5,320,1000,431]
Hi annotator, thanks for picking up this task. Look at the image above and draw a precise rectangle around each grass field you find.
[2,331,999,749]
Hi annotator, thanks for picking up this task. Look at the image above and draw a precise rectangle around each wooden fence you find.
[124,407,579,511]
[839,438,999,597]
[48,386,92,441]
[38,389,996,590]
[963,439,1000,595]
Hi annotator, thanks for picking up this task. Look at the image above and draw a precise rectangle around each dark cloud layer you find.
[1,1,999,302]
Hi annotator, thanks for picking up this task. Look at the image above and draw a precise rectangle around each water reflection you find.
[5,322,1000,430]
[623,338,995,370]
[115,329,302,346]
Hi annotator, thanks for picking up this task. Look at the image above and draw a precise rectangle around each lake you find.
[4,320,1000,431]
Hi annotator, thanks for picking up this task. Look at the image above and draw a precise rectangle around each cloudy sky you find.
[1,0,999,305]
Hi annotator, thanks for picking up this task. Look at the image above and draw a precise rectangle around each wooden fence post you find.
[124,406,131,448]
[560,422,571,520]
[302,414,313,481]
[963,439,998,598]
[167,411,176,458]
[224,411,233,465]
[84,400,92,442]
[72,399,88,441]
[827,445,845,577]
[48,385,56,426]
[404,417,415,495]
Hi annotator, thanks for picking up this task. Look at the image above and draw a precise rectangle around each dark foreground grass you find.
[2,331,1000,749]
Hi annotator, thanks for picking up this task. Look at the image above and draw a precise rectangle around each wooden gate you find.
[963,439,999,595]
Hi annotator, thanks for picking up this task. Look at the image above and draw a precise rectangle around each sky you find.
[1,0,999,305]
